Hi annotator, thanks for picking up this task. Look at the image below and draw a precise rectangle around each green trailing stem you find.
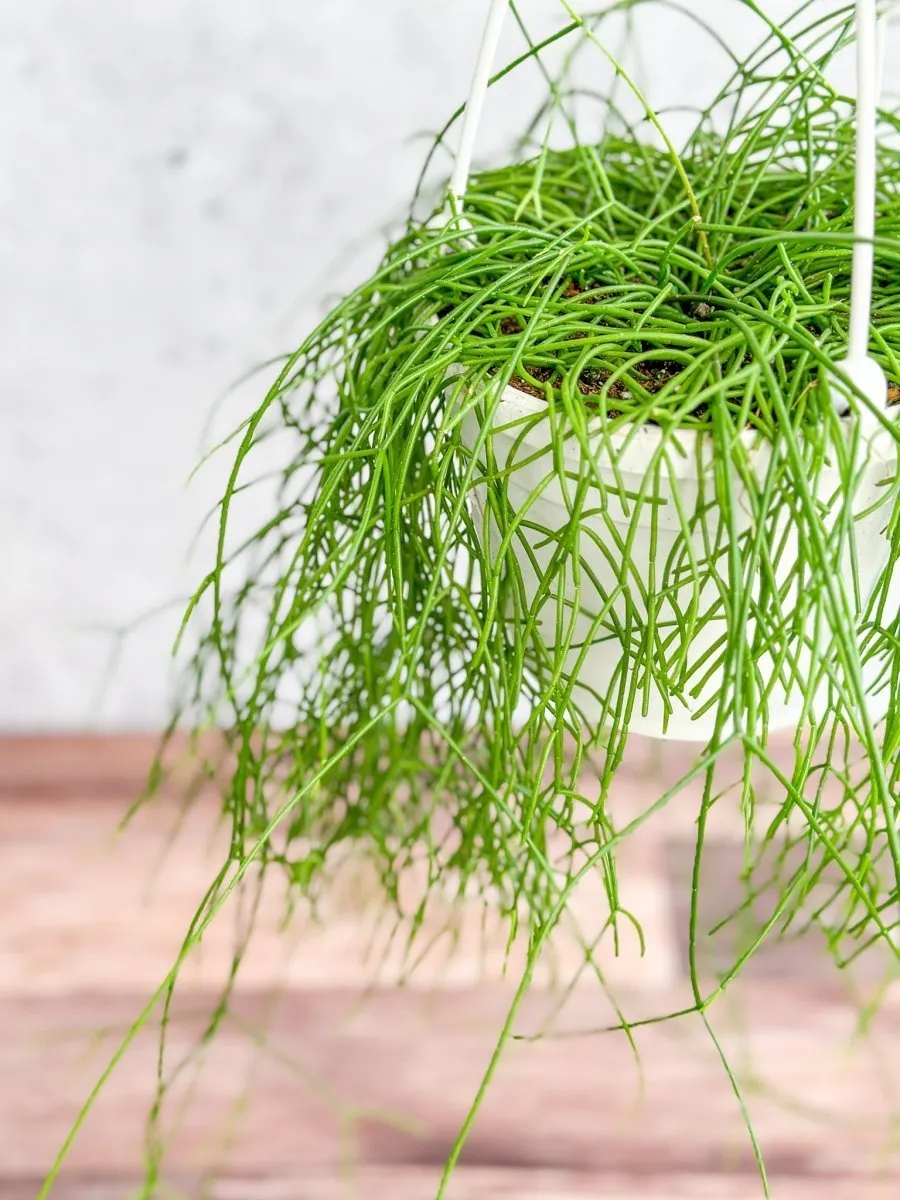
[43,4,900,1198]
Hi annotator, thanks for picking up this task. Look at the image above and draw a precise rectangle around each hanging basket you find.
[463,380,899,740]
[451,0,899,742]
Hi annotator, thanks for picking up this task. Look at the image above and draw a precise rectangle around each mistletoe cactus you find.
[43,3,900,1197]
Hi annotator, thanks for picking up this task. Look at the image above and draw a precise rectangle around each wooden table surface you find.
[2,736,899,1200]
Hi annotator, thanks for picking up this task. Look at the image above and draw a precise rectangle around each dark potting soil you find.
[498,283,728,416]
[505,358,900,419]
[500,297,703,416]
[499,305,900,418]
[455,278,900,418]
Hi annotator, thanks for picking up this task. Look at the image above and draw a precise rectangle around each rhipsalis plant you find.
[45,3,900,1197]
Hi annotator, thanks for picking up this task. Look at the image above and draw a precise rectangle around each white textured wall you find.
[0,0,802,729]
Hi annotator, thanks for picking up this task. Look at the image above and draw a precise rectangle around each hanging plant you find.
[44,2,900,1197]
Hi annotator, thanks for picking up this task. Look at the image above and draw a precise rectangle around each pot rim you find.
[478,380,899,478]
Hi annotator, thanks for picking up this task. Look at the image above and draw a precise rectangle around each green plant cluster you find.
[44,5,900,1197]
[152,1,900,967]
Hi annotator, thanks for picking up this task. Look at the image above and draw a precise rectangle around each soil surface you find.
[475,279,900,417]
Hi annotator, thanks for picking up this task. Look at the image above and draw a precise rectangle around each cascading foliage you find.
[45,2,900,1197]
[161,0,900,963]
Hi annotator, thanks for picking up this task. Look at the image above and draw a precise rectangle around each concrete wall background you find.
[0,0,820,728]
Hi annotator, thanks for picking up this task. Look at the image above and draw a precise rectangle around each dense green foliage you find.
[44,5,900,1198]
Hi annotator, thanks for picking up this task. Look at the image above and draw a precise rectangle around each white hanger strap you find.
[848,0,880,361]
[449,0,510,210]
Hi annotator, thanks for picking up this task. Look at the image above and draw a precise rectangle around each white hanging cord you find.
[449,0,510,212]
[847,0,880,362]
[835,0,892,412]
[830,0,887,412]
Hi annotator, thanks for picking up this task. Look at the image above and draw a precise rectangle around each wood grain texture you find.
[3,987,900,1175]
[4,1172,900,1200]
[2,735,899,1200]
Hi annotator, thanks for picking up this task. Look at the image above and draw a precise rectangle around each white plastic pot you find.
[464,384,900,742]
